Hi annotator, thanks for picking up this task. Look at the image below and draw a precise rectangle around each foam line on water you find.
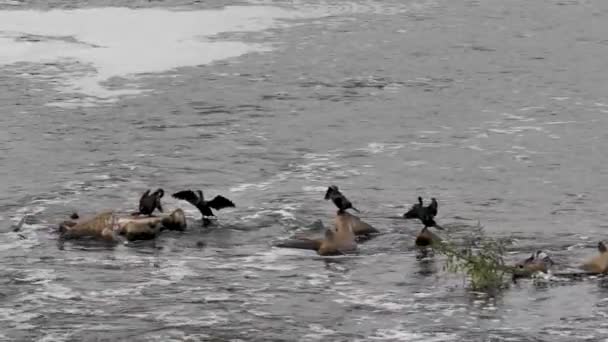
[0,6,305,105]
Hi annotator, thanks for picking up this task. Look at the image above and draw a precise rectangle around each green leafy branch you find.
[431,224,515,292]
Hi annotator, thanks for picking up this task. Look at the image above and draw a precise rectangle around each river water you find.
[2,0,608,341]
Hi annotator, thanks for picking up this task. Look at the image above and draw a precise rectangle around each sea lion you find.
[134,188,164,216]
[159,208,187,231]
[580,241,608,274]
[324,185,360,214]
[276,212,359,256]
[403,196,439,220]
[59,211,118,241]
[120,220,162,241]
[415,226,442,247]
[59,208,187,242]
[172,189,235,225]
[338,211,378,237]
[512,250,554,279]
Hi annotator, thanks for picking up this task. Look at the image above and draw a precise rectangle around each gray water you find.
[2,0,608,341]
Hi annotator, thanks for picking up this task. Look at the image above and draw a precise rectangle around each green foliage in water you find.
[431,224,514,292]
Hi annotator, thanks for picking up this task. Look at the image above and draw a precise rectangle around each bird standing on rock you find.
[324,185,360,214]
[403,196,439,220]
[134,188,164,216]
[172,189,235,226]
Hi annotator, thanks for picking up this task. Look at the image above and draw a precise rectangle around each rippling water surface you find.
[2,0,608,340]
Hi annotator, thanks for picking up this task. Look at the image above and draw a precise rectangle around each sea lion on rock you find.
[172,189,235,225]
[415,226,442,247]
[59,208,187,242]
[337,211,378,237]
[276,212,359,256]
[134,188,164,216]
[159,208,187,231]
[581,241,608,274]
[59,211,118,241]
[324,185,359,214]
[120,220,162,241]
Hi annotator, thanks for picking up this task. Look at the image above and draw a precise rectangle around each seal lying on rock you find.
[59,208,187,242]
[276,212,364,256]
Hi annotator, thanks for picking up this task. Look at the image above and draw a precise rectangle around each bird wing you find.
[140,189,150,203]
[428,199,438,217]
[156,197,163,212]
[207,195,235,210]
[172,190,200,207]
[139,189,151,211]
[333,196,344,209]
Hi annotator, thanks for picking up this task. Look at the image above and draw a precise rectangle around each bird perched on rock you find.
[172,189,235,225]
[324,185,360,214]
[134,188,164,216]
[403,196,438,220]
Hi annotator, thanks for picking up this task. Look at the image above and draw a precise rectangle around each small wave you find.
[301,324,337,341]
[358,142,404,154]
[364,330,457,341]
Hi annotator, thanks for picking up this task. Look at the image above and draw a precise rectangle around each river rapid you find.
[2,0,608,341]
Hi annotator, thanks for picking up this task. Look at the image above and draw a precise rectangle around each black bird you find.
[403,196,423,218]
[136,188,164,216]
[324,185,360,214]
[419,212,443,230]
[403,196,439,220]
[172,189,235,224]
[427,197,438,217]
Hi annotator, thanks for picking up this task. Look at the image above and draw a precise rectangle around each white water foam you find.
[0,6,305,106]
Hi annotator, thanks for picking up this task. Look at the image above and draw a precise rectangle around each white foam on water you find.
[358,142,404,154]
[364,330,457,341]
[0,6,305,106]
[300,324,337,341]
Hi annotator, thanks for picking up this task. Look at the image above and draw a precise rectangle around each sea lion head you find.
[512,250,554,279]
[161,208,187,231]
[580,241,608,274]
[415,226,441,247]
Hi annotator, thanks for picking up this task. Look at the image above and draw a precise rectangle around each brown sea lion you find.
[414,226,442,247]
[59,208,187,242]
[512,250,554,279]
[580,242,608,274]
[120,220,162,241]
[337,212,378,237]
[276,212,359,256]
[59,211,118,241]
